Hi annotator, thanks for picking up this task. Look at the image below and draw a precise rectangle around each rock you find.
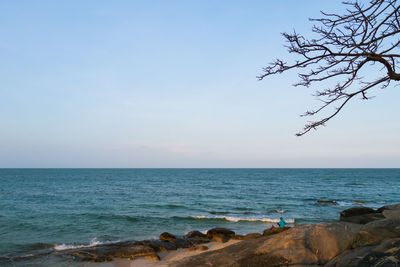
[63,243,158,262]
[187,245,209,252]
[170,238,191,248]
[352,218,400,248]
[139,240,177,252]
[340,207,377,219]
[144,254,160,262]
[211,234,230,243]
[339,207,383,224]
[263,227,290,236]
[326,238,400,267]
[184,231,207,239]
[186,237,210,246]
[317,200,338,205]
[234,233,261,240]
[383,209,400,219]
[340,213,385,224]
[377,203,400,213]
[170,222,363,267]
[242,233,262,240]
[206,228,235,239]
[159,232,176,242]
[234,234,245,240]
[353,200,365,205]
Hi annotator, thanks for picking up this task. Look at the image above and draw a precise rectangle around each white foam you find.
[191,215,294,224]
[54,238,119,251]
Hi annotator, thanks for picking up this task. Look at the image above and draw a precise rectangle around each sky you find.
[0,0,399,168]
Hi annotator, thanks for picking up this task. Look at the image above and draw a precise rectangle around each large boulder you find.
[351,218,400,248]
[263,227,290,236]
[184,230,207,239]
[206,228,235,242]
[170,222,362,267]
[326,238,400,267]
[159,232,177,242]
[377,203,400,213]
[62,242,159,262]
[340,207,383,224]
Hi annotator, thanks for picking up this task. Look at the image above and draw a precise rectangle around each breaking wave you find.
[54,238,120,251]
[191,215,295,224]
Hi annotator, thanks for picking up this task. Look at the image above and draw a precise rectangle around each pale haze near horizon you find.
[0,0,399,168]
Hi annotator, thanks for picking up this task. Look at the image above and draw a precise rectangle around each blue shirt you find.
[278,219,285,228]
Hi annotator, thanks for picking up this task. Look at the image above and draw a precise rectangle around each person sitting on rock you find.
[278,217,285,228]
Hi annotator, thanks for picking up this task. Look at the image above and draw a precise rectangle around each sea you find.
[1,168,399,266]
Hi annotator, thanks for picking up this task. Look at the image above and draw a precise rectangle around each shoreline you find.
[74,203,400,266]
[4,202,400,266]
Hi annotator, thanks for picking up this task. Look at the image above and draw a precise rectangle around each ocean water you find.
[1,168,400,265]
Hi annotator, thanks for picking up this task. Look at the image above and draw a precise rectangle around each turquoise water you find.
[1,168,400,265]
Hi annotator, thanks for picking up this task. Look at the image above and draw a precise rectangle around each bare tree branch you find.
[258,0,400,136]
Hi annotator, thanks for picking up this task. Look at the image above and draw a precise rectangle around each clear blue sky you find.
[1,0,399,167]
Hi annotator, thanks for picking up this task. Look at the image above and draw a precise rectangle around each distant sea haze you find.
[1,168,399,265]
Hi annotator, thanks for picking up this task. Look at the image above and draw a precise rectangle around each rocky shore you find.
[9,203,400,266]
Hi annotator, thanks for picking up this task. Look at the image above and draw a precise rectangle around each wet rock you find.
[184,230,207,239]
[64,243,157,262]
[317,200,338,205]
[341,213,385,224]
[340,207,377,218]
[206,228,235,240]
[170,238,191,248]
[186,237,210,246]
[340,207,383,224]
[262,227,290,236]
[139,239,177,252]
[159,232,176,242]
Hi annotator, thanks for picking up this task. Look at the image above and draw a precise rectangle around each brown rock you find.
[234,234,245,240]
[326,238,400,267]
[340,213,385,224]
[383,209,400,219]
[206,228,235,240]
[377,203,400,213]
[144,254,160,262]
[64,243,157,262]
[352,218,400,248]
[159,232,176,242]
[184,230,207,239]
[169,222,362,267]
[242,233,262,240]
[211,234,230,243]
[169,238,191,248]
[186,237,210,246]
[263,227,290,236]
[139,240,177,252]
[340,207,377,219]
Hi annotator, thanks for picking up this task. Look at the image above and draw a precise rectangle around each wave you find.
[191,215,295,224]
[54,238,120,251]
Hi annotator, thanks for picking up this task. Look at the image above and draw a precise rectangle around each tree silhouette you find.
[259,0,400,136]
